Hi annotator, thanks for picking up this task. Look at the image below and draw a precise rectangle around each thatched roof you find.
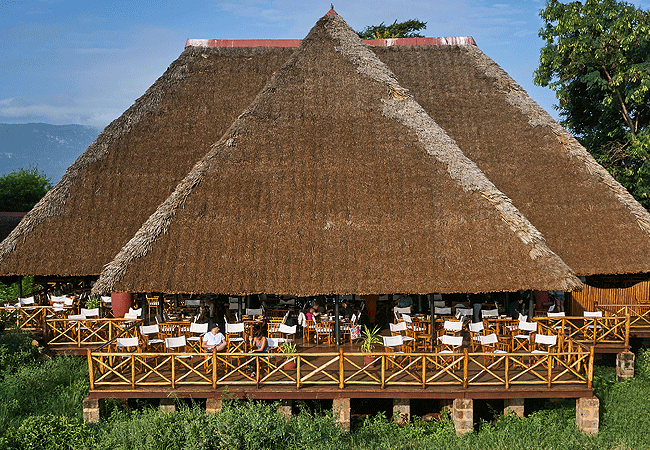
[0,45,295,277]
[373,45,650,276]
[92,12,580,296]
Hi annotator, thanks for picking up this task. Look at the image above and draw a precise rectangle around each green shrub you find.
[636,347,650,381]
[0,356,88,431]
[0,328,41,375]
[6,414,90,450]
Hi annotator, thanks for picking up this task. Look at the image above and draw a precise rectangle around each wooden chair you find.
[478,333,509,366]
[468,321,486,351]
[277,324,296,343]
[389,321,416,352]
[147,296,160,319]
[512,320,537,352]
[186,322,208,352]
[313,318,333,345]
[435,335,463,370]
[139,324,165,352]
[225,322,246,353]
[382,335,407,370]
[434,306,452,317]
[393,306,411,322]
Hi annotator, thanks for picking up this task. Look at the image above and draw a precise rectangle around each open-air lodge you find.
[2,10,650,433]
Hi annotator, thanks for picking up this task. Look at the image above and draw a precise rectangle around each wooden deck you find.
[86,337,594,402]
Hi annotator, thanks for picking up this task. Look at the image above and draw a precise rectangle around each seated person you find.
[396,293,413,308]
[311,301,325,317]
[340,300,355,320]
[508,298,526,319]
[202,324,227,351]
[250,331,269,352]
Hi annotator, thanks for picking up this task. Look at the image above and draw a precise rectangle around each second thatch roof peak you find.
[92,12,581,296]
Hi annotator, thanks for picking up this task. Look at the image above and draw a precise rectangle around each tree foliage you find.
[534,0,650,208]
[357,19,426,40]
[0,167,52,212]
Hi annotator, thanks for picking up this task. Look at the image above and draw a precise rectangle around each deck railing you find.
[595,304,650,335]
[0,305,76,330]
[533,315,630,347]
[47,318,141,347]
[88,346,593,391]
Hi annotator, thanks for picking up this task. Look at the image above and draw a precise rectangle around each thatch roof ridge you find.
[325,15,560,264]
[0,51,192,264]
[92,12,581,295]
[465,45,650,237]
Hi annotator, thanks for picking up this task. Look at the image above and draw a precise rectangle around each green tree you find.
[534,0,650,207]
[357,19,427,40]
[0,167,52,212]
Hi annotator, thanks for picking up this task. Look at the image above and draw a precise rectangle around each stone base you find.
[393,398,410,425]
[332,398,351,432]
[616,351,635,381]
[82,397,102,423]
[576,397,599,434]
[453,398,473,436]
[206,398,222,414]
[160,398,175,413]
[504,398,524,418]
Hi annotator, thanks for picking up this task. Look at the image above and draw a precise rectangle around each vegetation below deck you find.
[0,323,649,449]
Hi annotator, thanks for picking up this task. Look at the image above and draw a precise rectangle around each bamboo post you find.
[297,355,301,389]
[547,354,552,388]
[463,349,468,389]
[588,346,594,389]
[87,350,94,390]
[625,313,630,347]
[339,348,344,389]
[505,355,509,389]
[78,322,82,347]
[381,355,385,389]
[212,350,217,389]
[422,355,426,389]
[131,355,135,389]
[171,356,175,389]
[256,356,260,387]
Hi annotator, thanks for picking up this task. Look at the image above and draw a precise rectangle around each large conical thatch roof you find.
[92,12,580,296]
[373,45,650,277]
[0,45,295,277]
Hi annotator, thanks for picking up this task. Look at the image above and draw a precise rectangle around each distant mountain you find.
[0,123,101,184]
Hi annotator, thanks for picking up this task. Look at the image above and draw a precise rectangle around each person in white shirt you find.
[202,324,227,351]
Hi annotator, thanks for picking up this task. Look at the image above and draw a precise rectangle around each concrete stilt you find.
[82,397,102,423]
[393,398,410,425]
[452,398,473,436]
[160,398,176,413]
[206,398,222,414]
[278,399,293,419]
[504,398,525,417]
[576,397,599,434]
[332,398,351,432]
[616,351,635,381]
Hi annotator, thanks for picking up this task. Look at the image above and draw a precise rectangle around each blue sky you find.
[1,0,648,129]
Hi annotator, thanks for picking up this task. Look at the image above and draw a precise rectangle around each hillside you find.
[0,123,100,184]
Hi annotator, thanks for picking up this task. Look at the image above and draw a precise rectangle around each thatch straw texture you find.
[92,13,580,296]
[0,46,294,277]
[374,45,650,277]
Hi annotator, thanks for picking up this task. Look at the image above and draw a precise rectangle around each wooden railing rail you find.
[595,304,650,332]
[0,305,76,330]
[533,315,629,346]
[88,347,592,391]
[47,318,141,347]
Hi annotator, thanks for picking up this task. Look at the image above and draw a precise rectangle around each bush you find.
[4,414,91,450]
[0,356,88,432]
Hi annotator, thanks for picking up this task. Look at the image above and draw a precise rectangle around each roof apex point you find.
[326,5,337,15]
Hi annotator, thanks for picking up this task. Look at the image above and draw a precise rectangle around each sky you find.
[1,0,648,130]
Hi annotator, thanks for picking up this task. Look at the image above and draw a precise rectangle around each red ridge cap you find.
[185,36,477,48]
[326,8,337,16]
